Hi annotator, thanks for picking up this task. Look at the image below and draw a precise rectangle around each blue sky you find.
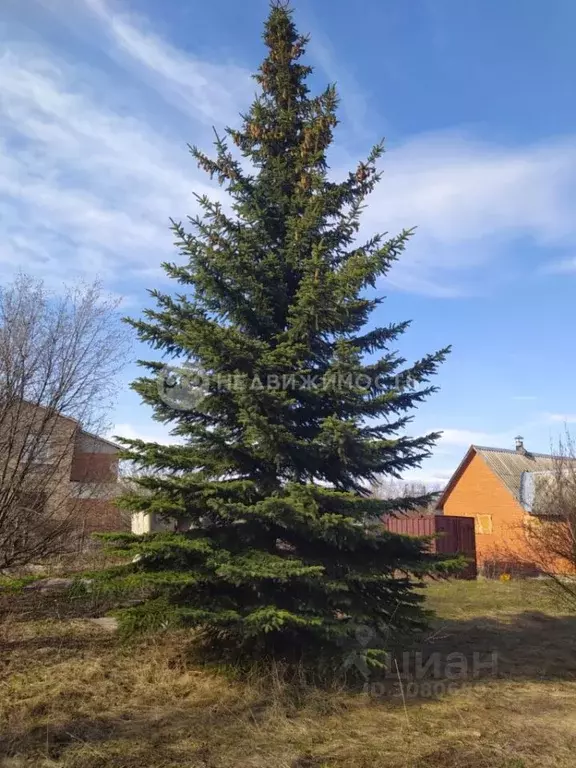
[2,0,576,485]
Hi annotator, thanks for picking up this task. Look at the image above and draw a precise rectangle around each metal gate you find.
[382,514,477,579]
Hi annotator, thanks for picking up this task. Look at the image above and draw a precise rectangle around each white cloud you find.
[400,467,451,486]
[357,132,576,294]
[406,426,525,486]
[78,3,576,297]
[437,428,511,447]
[545,413,576,424]
[385,133,575,243]
[306,32,371,141]
[0,46,227,286]
[545,256,576,274]
[110,421,176,445]
[434,418,569,455]
[4,3,576,299]
[81,0,253,127]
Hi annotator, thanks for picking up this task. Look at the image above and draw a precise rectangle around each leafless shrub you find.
[0,274,131,571]
[522,431,576,606]
[371,477,443,516]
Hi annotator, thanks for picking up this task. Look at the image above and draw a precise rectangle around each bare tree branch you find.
[521,430,576,607]
[0,274,131,571]
[371,477,442,516]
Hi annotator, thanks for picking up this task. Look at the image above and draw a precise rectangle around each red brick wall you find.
[70,452,118,482]
[72,498,129,538]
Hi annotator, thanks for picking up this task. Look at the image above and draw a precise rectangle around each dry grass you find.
[1,580,576,767]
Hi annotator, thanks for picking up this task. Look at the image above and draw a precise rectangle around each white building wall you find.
[131,511,175,534]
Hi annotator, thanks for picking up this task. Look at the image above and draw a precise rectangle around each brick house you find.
[1,401,128,551]
[437,437,574,575]
[69,428,129,539]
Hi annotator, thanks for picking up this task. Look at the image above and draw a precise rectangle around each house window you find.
[475,514,493,534]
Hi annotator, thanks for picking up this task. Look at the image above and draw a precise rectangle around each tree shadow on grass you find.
[2,611,576,767]
[0,698,273,767]
[364,610,576,704]
[0,590,120,623]
[421,610,576,678]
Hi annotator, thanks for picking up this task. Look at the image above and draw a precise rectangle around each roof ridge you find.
[79,428,121,450]
[472,444,567,460]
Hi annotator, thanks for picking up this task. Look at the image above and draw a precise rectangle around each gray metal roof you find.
[473,446,560,502]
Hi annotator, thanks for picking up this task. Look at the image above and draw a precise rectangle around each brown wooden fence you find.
[381,514,477,579]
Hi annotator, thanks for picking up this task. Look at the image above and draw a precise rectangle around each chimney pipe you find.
[515,436,526,454]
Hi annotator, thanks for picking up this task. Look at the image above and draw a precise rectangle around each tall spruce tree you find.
[97,2,452,661]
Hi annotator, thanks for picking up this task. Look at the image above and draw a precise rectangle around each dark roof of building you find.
[437,444,573,509]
